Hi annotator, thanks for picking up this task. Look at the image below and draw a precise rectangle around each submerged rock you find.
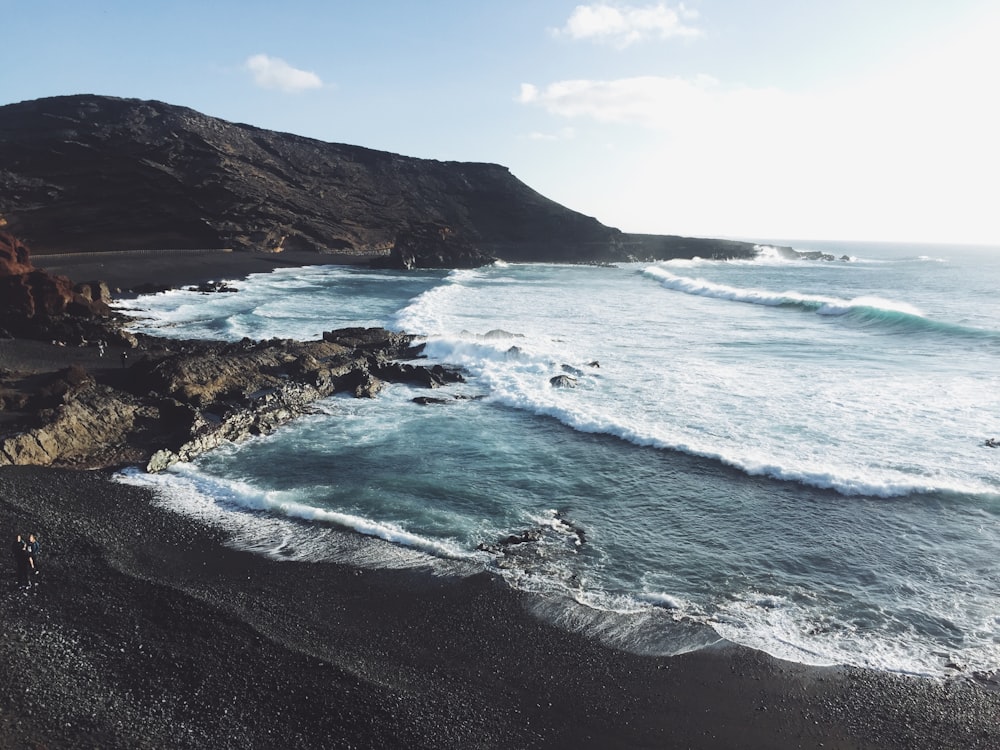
[549,374,577,388]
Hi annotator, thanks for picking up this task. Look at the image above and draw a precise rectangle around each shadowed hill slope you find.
[0,94,761,265]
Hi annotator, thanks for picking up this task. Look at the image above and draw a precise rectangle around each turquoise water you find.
[115,241,1000,677]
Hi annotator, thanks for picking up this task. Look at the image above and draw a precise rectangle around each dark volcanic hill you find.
[0,94,760,265]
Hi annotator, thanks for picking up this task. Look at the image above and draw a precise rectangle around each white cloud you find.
[518,74,735,127]
[526,127,577,142]
[244,54,323,93]
[518,39,1000,244]
[555,3,701,47]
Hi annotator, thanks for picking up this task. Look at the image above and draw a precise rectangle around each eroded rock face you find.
[0,327,465,472]
[1,381,146,468]
[0,231,33,275]
[0,232,112,334]
[374,222,498,270]
[0,232,76,318]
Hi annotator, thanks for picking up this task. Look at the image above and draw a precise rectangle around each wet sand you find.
[0,250,997,748]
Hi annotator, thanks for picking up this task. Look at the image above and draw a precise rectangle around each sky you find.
[3,0,999,245]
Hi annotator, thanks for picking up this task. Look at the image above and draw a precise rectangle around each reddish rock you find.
[0,231,107,318]
[0,231,34,276]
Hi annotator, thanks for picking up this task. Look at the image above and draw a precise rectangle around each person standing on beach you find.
[11,535,29,589]
[26,534,40,584]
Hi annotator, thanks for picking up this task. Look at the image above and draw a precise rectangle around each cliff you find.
[0,230,111,328]
[0,94,760,266]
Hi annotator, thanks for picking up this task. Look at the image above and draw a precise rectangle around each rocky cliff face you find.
[0,231,75,318]
[0,94,760,266]
[0,231,111,329]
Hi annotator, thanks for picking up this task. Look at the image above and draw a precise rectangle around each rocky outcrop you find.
[0,379,146,468]
[549,375,578,388]
[0,231,113,340]
[0,231,77,318]
[476,510,588,585]
[0,94,765,267]
[373,222,498,270]
[0,230,33,275]
[0,328,463,472]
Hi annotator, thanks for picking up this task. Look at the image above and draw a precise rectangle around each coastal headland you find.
[0,244,997,749]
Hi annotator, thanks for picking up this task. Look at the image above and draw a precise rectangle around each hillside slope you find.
[0,95,758,264]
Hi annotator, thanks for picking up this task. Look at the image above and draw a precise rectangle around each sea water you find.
[114,241,1000,678]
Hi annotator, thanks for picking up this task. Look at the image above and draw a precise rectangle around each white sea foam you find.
[814,295,923,317]
[114,263,413,341]
[391,269,480,335]
[642,265,925,319]
[639,591,685,610]
[520,588,723,656]
[115,464,475,569]
[422,338,996,498]
[386,258,1000,501]
[707,589,1000,676]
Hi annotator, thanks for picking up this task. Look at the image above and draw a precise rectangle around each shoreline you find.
[2,249,999,747]
[3,466,998,749]
[32,248,378,294]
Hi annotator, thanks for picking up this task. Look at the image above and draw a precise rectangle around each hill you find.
[0,95,760,267]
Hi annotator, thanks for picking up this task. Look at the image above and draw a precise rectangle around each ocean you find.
[113,240,1000,679]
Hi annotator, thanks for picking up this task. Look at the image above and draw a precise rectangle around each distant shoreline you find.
[33,247,378,294]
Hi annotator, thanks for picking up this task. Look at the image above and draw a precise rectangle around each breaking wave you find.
[642,266,999,340]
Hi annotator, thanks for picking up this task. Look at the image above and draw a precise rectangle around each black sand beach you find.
[32,248,375,294]
[2,468,998,750]
[2,250,998,749]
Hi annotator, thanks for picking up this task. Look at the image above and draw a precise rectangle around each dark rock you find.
[0,232,112,339]
[187,280,239,293]
[0,231,33,275]
[131,282,171,295]
[373,222,497,270]
[476,512,587,583]
[322,327,412,353]
[0,325,463,472]
[549,374,577,388]
[795,251,837,261]
[412,396,451,406]
[73,279,112,304]
[373,360,464,388]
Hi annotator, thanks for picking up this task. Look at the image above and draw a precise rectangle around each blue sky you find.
[4,1,998,244]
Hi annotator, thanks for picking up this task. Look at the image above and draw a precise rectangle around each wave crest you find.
[642,266,998,340]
